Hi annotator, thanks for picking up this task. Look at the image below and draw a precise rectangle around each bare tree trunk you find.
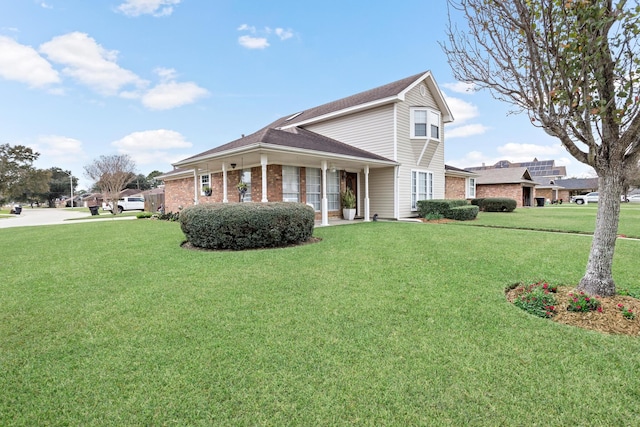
[577,173,622,296]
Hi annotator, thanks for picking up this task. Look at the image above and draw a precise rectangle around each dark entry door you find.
[346,172,358,209]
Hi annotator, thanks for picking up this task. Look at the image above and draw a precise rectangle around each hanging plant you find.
[237,181,248,194]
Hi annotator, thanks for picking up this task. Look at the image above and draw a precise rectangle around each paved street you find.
[0,208,133,229]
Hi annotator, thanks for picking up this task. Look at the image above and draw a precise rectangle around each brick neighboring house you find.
[444,164,478,199]
[158,71,454,224]
[474,167,538,207]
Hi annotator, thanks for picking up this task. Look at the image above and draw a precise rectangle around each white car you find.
[627,194,640,203]
[572,192,598,204]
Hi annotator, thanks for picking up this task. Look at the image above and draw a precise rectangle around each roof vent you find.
[285,111,303,121]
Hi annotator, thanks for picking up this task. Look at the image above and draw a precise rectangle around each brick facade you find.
[164,165,342,219]
[445,176,467,199]
[475,183,536,207]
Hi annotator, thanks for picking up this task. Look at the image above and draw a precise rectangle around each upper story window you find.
[410,108,441,141]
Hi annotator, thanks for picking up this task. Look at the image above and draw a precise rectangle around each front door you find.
[346,172,358,211]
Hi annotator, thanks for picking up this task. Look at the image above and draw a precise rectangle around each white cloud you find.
[275,28,293,40]
[497,142,564,161]
[112,129,192,165]
[142,80,209,110]
[39,32,148,96]
[444,94,479,125]
[0,36,60,88]
[237,24,294,49]
[34,135,84,160]
[238,35,270,49]
[117,0,181,17]
[446,124,490,139]
[40,2,53,9]
[442,81,476,94]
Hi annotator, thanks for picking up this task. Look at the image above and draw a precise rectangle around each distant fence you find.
[145,193,164,212]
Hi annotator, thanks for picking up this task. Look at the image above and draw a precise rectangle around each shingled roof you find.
[175,125,395,166]
[475,167,537,185]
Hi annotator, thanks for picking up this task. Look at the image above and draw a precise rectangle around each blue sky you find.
[0,0,596,190]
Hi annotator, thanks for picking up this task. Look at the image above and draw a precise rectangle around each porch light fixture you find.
[230,163,237,169]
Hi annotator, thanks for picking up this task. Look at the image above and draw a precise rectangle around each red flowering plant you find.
[567,291,602,313]
[617,304,636,320]
[513,282,558,318]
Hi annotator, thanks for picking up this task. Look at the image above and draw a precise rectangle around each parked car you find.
[572,192,598,204]
[627,194,640,203]
[103,196,145,214]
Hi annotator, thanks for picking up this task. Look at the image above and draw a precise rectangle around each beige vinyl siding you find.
[368,167,396,218]
[396,82,446,218]
[304,104,395,159]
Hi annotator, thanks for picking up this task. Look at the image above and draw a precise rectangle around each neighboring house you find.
[553,177,599,201]
[444,164,478,200]
[473,167,538,207]
[159,71,454,224]
[466,158,567,180]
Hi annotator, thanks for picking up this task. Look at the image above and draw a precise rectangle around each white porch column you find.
[261,155,268,202]
[222,163,228,203]
[193,169,199,204]
[321,160,329,226]
[364,165,370,222]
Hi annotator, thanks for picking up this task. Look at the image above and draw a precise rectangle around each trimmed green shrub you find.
[470,198,485,208]
[417,199,468,218]
[136,212,153,219]
[447,205,479,221]
[482,198,517,212]
[179,202,315,250]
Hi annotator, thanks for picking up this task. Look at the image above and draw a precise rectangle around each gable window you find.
[200,174,210,195]
[282,166,300,202]
[410,108,441,141]
[411,170,433,210]
[467,177,476,199]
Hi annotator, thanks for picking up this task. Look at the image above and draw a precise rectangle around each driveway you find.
[0,208,133,229]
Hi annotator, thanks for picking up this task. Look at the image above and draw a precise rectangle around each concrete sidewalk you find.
[0,208,134,229]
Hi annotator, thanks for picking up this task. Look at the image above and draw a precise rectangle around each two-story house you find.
[159,71,453,224]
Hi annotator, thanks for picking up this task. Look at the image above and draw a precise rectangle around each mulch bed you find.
[506,285,640,336]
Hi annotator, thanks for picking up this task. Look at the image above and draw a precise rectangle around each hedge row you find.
[179,202,315,250]
[471,198,517,212]
[416,199,478,221]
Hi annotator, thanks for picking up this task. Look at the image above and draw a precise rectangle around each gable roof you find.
[273,71,453,130]
[554,177,599,190]
[466,158,566,178]
[475,167,537,185]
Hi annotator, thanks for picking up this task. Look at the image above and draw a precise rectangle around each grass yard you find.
[1,217,639,425]
[462,202,640,237]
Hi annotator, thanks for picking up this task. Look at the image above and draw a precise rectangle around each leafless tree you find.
[442,0,640,296]
[84,155,137,214]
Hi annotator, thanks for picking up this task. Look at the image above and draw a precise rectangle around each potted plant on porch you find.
[341,188,356,220]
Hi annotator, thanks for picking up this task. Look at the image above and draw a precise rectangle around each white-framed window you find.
[467,177,476,199]
[282,166,300,202]
[410,107,441,141]
[200,174,210,195]
[241,169,251,202]
[327,170,340,211]
[306,168,321,210]
[411,170,433,210]
[305,168,341,211]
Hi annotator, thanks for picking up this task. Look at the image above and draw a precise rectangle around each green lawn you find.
[1,217,639,425]
[461,202,640,237]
